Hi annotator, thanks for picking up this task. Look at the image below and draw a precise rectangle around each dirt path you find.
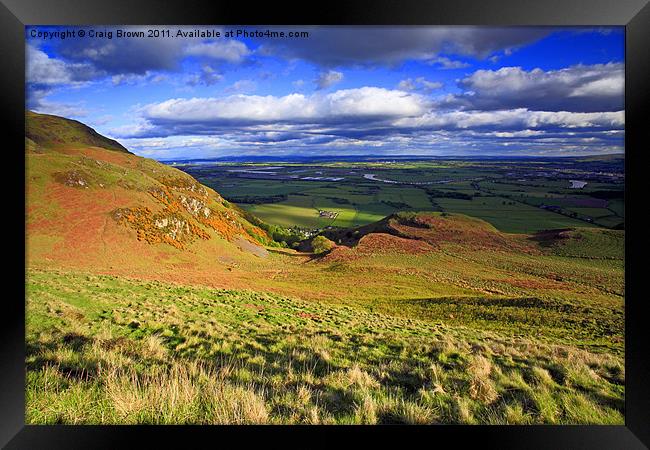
[233,237,269,258]
[266,247,314,257]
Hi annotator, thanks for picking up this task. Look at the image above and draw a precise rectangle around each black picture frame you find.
[3,0,648,447]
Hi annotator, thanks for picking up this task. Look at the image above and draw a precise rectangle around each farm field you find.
[178,157,624,234]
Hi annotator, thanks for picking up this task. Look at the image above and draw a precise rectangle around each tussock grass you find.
[26,269,624,425]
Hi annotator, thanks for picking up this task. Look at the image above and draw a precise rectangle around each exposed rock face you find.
[149,187,172,204]
[179,194,211,218]
[114,179,270,250]
[112,206,209,250]
[154,218,168,228]
[158,216,191,240]
[54,170,90,188]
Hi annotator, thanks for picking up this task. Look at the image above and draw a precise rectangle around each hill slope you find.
[25,112,623,318]
[26,268,624,425]
[26,110,274,280]
[27,111,132,154]
[321,211,535,255]
[319,211,624,260]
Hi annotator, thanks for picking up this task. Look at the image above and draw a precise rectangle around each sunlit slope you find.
[320,211,623,259]
[26,110,274,276]
[27,111,131,154]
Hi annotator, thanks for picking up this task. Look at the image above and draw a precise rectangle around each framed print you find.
[2,0,649,447]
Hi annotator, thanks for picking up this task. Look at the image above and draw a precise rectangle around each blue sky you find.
[26,26,624,159]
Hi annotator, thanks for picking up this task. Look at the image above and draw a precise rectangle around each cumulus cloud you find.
[224,79,257,93]
[186,65,224,86]
[113,83,623,152]
[118,123,623,159]
[30,26,250,85]
[114,87,429,138]
[398,77,443,93]
[315,70,344,89]
[397,79,416,91]
[55,29,184,75]
[447,63,624,112]
[26,25,624,158]
[30,99,89,118]
[427,56,470,69]
[420,79,443,91]
[185,40,251,63]
[27,45,98,86]
[393,109,624,131]
[146,87,427,124]
[26,44,100,113]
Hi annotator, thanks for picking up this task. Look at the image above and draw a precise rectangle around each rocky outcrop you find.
[53,170,90,188]
[179,194,211,218]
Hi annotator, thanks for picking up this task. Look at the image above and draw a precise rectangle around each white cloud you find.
[138,87,429,128]
[418,78,443,92]
[452,63,624,111]
[394,109,624,130]
[31,101,89,118]
[185,40,251,63]
[225,79,257,93]
[26,45,97,86]
[110,119,156,138]
[427,56,470,69]
[315,70,344,89]
[570,76,623,97]
[492,130,544,138]
[398,77,442,93]
[397,79,417,91]
[87,115,114,127]
[186,65,223,86]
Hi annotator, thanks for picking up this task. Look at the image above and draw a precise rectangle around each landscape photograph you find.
[25,25,625,425]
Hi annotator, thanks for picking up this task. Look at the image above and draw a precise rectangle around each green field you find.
[183,159,624,234]
[433,197,594,234]
[242,185,434,229]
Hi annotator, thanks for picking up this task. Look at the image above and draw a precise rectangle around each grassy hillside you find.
[27,111,131,154]
[535,228,625,259]
[27,269,624,425]
[26,110,275,276]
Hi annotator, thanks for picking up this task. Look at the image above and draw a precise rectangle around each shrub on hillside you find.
[311,236,335,254]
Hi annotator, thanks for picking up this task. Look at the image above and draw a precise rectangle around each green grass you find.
[434,197,595,233]
[243,192,407,229]
[543,228,624,259]
[26,110,130,153]
[243,195,329,228]
[26,269,624,425]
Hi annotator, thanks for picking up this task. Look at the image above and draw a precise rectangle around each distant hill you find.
[26,110,131,154]
[316,210,624,261]
[318,211,538,258]
[573,153,624,163]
